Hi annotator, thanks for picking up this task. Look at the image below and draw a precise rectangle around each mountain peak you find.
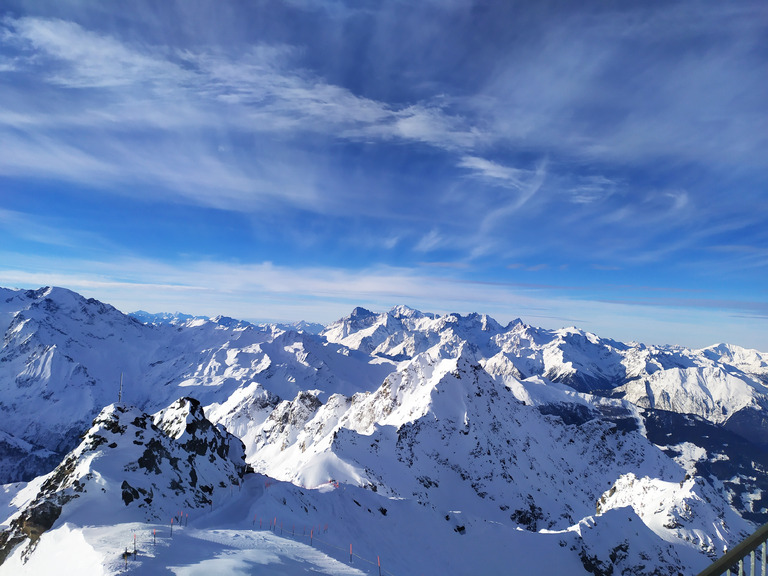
[387,305,428,319]
[0,396,250,564]
[350,306,374,318]
[153,397,207,439]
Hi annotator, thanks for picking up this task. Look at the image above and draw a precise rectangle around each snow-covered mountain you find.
[1,286,768,574]
[0,287,392,483]
[0,397,247,566]
[323,305,768,397]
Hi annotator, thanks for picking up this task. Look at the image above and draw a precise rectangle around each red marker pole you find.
[310,529,313,546]
[170,517,174,537]
[186,512,189,526]
[153,528,156,546]
[350,543,352,563]
[378,555,381,576]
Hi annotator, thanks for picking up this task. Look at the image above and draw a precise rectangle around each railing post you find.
[698,523,768,576]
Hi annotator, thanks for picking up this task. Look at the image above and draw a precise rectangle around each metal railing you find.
[698,523,768,576]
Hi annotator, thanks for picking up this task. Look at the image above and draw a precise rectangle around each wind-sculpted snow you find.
[1,287,768,574]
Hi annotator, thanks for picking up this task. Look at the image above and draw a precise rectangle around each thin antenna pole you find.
[119,372,123,404]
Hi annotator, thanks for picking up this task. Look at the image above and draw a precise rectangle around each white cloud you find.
[1,5,765,313]
[414,229,443,252]
[382,236,400,249]
[0,208,113,250]
[0,253,765,349]
[471,3,768,167]
[2,17,484,152]
[458,156,528,189]
[569,176,618,205]
[3,17,189,88]
[666,191,689,211]
[0,16,491,214]
[0,254,540,323]
[477,159,547,235]
[388,105,482,150]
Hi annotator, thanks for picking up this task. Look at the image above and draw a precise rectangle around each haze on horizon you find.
[0,0,766,350]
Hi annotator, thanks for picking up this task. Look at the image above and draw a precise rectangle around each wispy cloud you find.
[569,176,618,205]
[0,16,491,215]
[458,156,529,189]
[473,158,547,237]
[414,229,444,253]
[1,252,765,349]
[1,19,481,145]
[0,208,111,250]
[3,16,189,88]
[0,253,543,322]
[473,2,768,167]
[0,3,766,351]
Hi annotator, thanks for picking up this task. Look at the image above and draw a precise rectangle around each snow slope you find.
[0,405,724,576]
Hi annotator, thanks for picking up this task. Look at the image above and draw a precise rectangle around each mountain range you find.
[1,286,767,574]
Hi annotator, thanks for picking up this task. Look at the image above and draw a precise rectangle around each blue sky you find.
[1,0,767,349]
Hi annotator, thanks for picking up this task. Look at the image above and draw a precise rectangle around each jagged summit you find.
[0,398,247,565]
[350,306,374,318]
[387,304,433,320]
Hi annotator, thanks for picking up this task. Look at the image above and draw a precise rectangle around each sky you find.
[0,0,767,350]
